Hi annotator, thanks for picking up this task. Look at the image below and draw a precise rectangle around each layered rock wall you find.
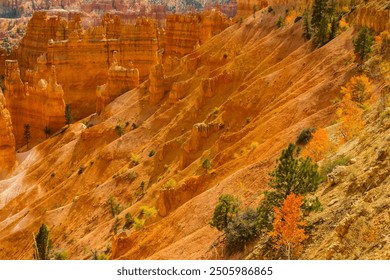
[4,58,65,148]
[164,10,230,59]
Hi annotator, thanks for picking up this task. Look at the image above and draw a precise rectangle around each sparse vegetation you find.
[24,124,31,149]
[78,165,86,175]
[202,158,211,171]
[44,126,51,138]
[130,153,140,166]
[268,6,273,13]
[320,155,351,179]
[115,124,124,136]
[128,171,137,181]
[108,196,123,217]
[65,104,73,125]
[276,16,284,28]
[353,27,374,64]
[139,206,157,219]
[225,208,259,252]
[164,178,177,190]
[296,128,316,145]
[54,249,68,260]
[123,212,134,230]
[210,194,240,231]
[148,149,155,157]
[33,224,52,260]
[134,217,145,229]
[112,217,121,234]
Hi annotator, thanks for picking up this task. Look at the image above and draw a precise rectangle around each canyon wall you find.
[0,88,15,177]
[4,57,65,148]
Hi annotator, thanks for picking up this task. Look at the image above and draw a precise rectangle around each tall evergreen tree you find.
[328,0,339,41]
[65,104,73,125]
[24,124,30,149]
[302,9,311,40]
[33,224,52,260]
[353,27,374,63]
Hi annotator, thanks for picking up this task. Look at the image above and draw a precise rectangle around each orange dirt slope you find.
[0,8,360,259]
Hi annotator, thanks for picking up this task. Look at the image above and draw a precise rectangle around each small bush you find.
[225,208,260,252]
[97,253,109,260]
[53,249,68,260]
[296,128,316,145]
[210,194,240,231]
[250,141,259,150]
[123,212,134,230]
[108,196,123,217]
[130,153,140,166]
[148,150,155,157]
[112,217,121,234]
[276,16,284,28]
[320,155,351,180]
[302,197,323,213]
[268,6,273,13]
[78,165,86,175]
[139,206,157,219]
[128,171,138,181]
[164,178,177,189]
[202,158,211,170]
[134,217,145,229]
[115,124,124,136]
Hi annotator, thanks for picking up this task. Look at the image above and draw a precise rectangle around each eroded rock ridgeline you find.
[3,10,230,120]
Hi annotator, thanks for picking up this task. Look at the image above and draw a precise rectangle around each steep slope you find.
[0,6,360,259]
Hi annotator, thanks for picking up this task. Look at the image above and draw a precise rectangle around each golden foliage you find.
[337,92,365,141]
[340,74,372,104]
[269,193,307,259]
[339,18,349,31]
[302,128,332,162]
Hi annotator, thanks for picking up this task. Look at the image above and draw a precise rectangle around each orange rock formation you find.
[96,53,140,114]
[4,56,65,148]
[0,88,15,177]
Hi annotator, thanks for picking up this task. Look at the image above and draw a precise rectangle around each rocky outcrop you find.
[0,88,15,177]
[96,53,139,114]
[4,57,65,148]
[149,63,165,105]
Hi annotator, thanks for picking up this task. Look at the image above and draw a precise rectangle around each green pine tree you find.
[353,27,374,63]
[302,9,312,40]
[33,224,52,260]
[65,104,73,125]
[210,194,240,231]
[24,124,30,149]
[257,143,321,230]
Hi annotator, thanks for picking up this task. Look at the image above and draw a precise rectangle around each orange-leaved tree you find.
[269,193,307,260]
[337,92,365,141]
[302,128,332,162]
